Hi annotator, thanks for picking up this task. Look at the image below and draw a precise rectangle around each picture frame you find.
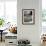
[22,9,35,25]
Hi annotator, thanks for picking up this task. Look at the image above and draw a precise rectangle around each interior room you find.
[0,0,46,46]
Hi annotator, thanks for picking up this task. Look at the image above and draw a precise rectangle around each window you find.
[0,1,4,18]
[5,1,17,25]
[0,0,17,27]
[42,0,46,33]
[42,0,46,26]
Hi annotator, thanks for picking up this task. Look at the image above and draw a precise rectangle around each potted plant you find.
[0,18,5,27]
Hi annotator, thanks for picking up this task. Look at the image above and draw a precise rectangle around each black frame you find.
[22,9,35,25]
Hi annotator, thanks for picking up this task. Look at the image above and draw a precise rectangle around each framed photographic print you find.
[22,9,35,25]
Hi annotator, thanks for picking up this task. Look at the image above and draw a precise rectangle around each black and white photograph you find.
[22,9,35,25]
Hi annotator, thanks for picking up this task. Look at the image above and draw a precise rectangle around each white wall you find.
[17,0,42,46]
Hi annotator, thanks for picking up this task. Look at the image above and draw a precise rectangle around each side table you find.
[0,30,3,42]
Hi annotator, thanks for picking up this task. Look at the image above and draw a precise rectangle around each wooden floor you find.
[0,41,5,46]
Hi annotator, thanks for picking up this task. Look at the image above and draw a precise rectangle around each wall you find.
[17,0,42,46]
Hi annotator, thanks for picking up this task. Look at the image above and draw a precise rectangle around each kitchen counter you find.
[5,31,17,36]
[5,31,17,46]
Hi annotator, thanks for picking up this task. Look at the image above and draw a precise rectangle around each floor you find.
[0,41,46,46]
[0,41,5,46]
